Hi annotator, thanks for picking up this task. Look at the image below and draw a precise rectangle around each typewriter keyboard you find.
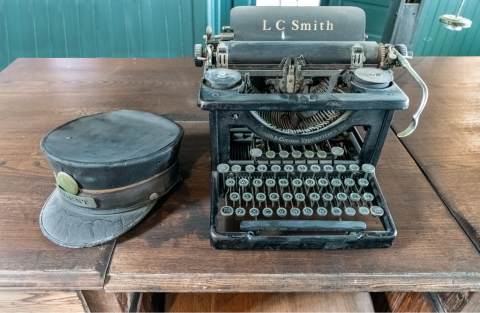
[216,161,385,233]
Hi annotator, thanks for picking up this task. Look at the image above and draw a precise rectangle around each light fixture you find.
[439,0,472,31]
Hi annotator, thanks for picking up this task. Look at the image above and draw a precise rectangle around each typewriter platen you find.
[195,6,428,250]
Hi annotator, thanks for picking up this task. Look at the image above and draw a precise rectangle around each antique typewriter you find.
[195,6,428,250]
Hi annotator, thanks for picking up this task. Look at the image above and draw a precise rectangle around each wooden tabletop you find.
[392,57,480,252]
[1,58,480,292]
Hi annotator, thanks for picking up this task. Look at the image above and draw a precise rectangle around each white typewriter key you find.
[235,207,246,217]
[269,192,280,202]
[371,206,384,216]
[279,150,289,163]
[249,207,260,217]
[362,164,375,179]
[217,163,230,187]
[317,207,328,216]
[359,206,370,215]
[282,193,293,202]
[242,192,253,202]
[278,179,289,191]
[331,147,344,164]
[220,206,234,217]
[350,192,361,202]
[331,207,342,216]
[256,192,266,202]
[357,178,369,193]
[239,178,249,188]
[292,179,302,193]
[292,150,302,160]
[277,207,287,217]
[231,165,241,179]
[344,178,355,187]
[310,165,321,179]
[345,207,356,216]
[297,165,308,178]
[336,165,346,178]
[225,178,236,188]
[363,192,375,202]
[253,178,263,188]
[349,164,360,178]
[291,208,301,216]
[317,178,329,194]
[309,192,320,203]
[257,164,268,179]
[304,178,316,195]
[245,165,255,180]
[304,150,315,159]
[266,179,276,188]
[331,178,342,187]
[271,164,281,179]
[284,165,294,180]
[266,150,276,160]
[322,193,334,202]
[323,165,334,179]
[250,148,262,162]
[295,193,305,207]
[303,207,314,216]
[317,150,327,159]
[336,192,348,202]
[230,192,240,202]
[263,208,273,217]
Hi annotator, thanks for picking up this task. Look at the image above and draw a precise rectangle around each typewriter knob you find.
[206,26,212,39]
[194,44,203,67]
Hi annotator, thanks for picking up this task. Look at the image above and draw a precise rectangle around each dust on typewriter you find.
[195,6,428,250]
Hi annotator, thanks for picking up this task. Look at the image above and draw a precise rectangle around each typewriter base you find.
[209,172,397,250]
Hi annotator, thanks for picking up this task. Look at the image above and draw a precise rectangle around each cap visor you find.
[39,189,155,248]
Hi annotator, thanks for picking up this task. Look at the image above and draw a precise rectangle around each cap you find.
[39,110,184,248]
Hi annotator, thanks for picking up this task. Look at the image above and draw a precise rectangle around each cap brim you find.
[39,189,156,248]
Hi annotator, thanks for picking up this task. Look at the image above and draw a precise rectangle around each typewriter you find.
[195,6,428,250]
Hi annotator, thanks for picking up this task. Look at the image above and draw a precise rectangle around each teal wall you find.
[412,0,480,56]
[0,0,208,72]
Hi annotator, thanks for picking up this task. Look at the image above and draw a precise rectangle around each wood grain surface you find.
[0,292,86,312]
[164,292,375,312]
[105,121,480,292]
[371,292,435,312]
[392,57,480,251]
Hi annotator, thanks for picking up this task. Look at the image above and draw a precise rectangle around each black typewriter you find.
[195,6,428,250]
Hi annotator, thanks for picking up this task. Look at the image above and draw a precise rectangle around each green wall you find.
[0,0,207,72]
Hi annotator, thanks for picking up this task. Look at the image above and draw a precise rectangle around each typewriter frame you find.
[202,77,404,249]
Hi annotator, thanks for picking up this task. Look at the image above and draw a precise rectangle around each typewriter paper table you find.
[1,58,480,303]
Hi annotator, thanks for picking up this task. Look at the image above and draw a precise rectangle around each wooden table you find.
[1,58,480,311]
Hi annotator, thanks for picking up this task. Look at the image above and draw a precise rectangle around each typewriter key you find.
[317,150,327,159]
[230,192,240,202]
[278,179,289,192]
[263,208,273,217]
[303,207,314,216]
[292,150,302,160]
[220,206,234,217]
[256,192,266,202]
[250,148,262,163]
[317,178,329,194]
[253,178,263,188]
[282,193,293,202]
[304,150,315,159]
[231,165,241,180]
[331,178,342,187]
[331,147,344,165]
[249,208,260,217]
[350,192,361,202]
[304,178,315,195]
[292,179,302,193]
[266,179,276,189]
[371,206,384,216]
[362,164,375,179]
[217,163,229,187]
[309,192,320,205]
[349,164,360,178]
[310,165,321,179]
[277,207,287,217]
[269,192,280,203]
[336,165,346,178]
[279,150,289,163]
[266,150,276,161]
[363,192,374,202]
[284,165,294,180]
[359,206,370,215]
[295,193,305,207]
[317,207,328,216]
[257,165,268,179]
[235,207,246,217]
[291,208,301,217]
[331,207,342,216]
[225,178,236,188]
[345,207,356,216]
[239,178,249,188]
[344,178,355,188]
[323,165,334,179]
[337,192,348,202]
[297,165,308,178]
[357,178,369,193]
[245,165,255,180]
[322,193,334,203]
[271,165,281,179]
[242,192,253,202]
